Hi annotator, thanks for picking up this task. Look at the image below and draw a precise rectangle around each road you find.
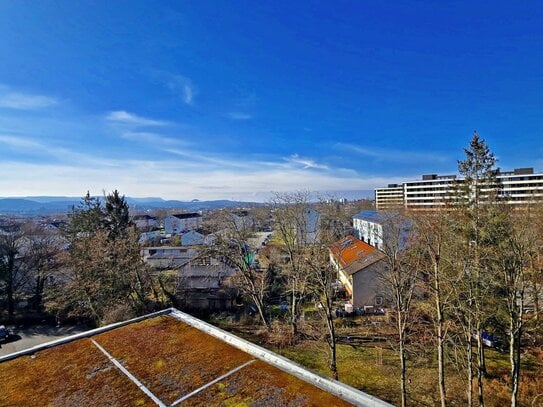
[247,232,272,250]
[0,324,89,357]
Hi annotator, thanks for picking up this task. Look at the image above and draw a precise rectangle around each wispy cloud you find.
[166,75,195,106]
[226,112,252,120]
[0,158,398,201]
[335,143,450,164]
[285,154,329,170]
[0,86,58,110]
[120,131,188,146]
[0,134,43,149]
[106,111,169,126]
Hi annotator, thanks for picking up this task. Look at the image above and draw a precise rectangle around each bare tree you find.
[0,225,25,320]
[369,210,419,407]
[270,191,315,338]
[21,222,65,312]
[305,244,340,379]
[206,209,271,329]
[491,207,538,407]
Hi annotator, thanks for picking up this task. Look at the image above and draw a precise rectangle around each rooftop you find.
[171,213,202,220]
[352,210,389,223]
[330,235,385,275]
[0,308,390,407]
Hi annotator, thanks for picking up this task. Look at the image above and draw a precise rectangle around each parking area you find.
[0,324,89,357]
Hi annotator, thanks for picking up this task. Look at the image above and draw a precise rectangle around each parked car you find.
[0,325,10,342]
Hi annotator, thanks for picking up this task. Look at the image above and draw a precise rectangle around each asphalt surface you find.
[0,324,89,357]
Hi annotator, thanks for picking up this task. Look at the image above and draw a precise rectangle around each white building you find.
[132,214,158,230]
[163,213,202,235]
[353,210,411,251]
[375,167,543,210]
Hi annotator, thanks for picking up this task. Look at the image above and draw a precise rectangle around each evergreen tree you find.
[457,132,502,407]
[104,189,132,239]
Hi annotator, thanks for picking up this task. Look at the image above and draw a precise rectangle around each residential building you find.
[353,210,411,251]
[375,167,543,210]
[231,210,255,231]
[132,214,158,230]
[177,256,239,310]
[138,229,161,244]
[0,308,392,406]
[298,208,320,244]
[374,184,404,210]
[180,230,206,246]
[163,212,202,234]
[141,246,198,268]
[329,235,386,308]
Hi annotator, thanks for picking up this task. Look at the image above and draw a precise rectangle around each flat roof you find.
[0,308,391,407]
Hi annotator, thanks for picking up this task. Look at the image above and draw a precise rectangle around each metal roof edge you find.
[168,308,393,407]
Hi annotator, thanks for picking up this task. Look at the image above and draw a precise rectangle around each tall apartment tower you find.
[375,167,543,210]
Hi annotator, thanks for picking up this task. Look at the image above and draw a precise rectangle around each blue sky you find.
[1,2,542,201]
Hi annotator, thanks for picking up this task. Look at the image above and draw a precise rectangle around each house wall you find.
[353,219,383,250]
[181,231,205,246]
[134,217,157,229]
[164,215,202,234]
[351,261,386,308]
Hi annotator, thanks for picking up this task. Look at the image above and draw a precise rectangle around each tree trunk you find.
[290,293,298,339]
[466,310,474,407]
[476,322,486,407]
[7,255,15,320]
[398,309,408,407]
[509,319,521,407]
[326,306,338,380]
[252,293,269,330]
[434,261,447,407]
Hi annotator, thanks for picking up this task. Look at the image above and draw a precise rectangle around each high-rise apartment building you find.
[375,167,543,210]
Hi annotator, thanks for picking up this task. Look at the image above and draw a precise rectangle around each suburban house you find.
[329,235,387,308]
[177,255,239,310]
[138,229,161,244]
[132,214,158,230]
[352,210,410,251]
[141,246,199,268]
[231,210,255,231]
[180,230,206,246]
[163,213,202,235]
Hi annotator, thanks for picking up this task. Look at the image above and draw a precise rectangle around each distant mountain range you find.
[0,190,373,216]
[0,196,258,216]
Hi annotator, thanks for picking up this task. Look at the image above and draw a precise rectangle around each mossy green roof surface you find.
[0,315,354,407]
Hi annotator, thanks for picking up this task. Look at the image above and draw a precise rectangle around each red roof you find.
[330,235,385,275]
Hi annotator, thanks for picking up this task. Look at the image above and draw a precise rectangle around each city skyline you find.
[1,2,542,200]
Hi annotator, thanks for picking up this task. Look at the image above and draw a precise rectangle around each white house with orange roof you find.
[329,235,386,308]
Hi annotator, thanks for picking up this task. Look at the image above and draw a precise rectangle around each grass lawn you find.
[274,340,543,407]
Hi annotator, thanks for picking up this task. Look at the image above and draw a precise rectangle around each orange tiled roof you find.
[330,235,384,275]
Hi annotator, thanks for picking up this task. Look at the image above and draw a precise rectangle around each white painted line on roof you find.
[91,339,167,407]
[171,359,256,406]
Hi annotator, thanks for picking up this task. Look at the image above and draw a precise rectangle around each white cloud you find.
[0,88,58,110]
[166,75,196,106]
[336,143,450,164]
[106,111,169,126]
[0,134,43,149]
[121,131,188,146]
[0,159,400,201]
[285,154,329,170]
[226,112,252,120]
